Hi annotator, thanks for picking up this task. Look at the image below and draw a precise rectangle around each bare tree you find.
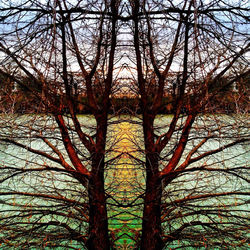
[129,0,249,249]
[0,0,121,249]
[0,0,249,249]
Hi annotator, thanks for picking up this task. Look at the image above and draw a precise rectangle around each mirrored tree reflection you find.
[0,0,249,249]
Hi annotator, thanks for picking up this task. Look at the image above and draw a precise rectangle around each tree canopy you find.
[0,0,249,249]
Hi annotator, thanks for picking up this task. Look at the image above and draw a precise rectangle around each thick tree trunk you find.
[86,156,110,250]
[140,113,164,249]
[86,174,110,249]
[140,159,164,250]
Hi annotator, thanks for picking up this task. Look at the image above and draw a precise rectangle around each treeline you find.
[0,73,249,114]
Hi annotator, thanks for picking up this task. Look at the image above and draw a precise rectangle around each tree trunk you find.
[140,160,164,250]
[140,113,164,249]
[86,156,110,250]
